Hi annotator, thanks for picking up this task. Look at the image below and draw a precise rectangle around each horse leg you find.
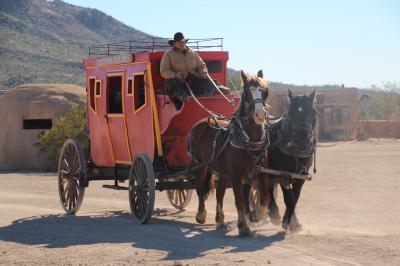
[268,184,281,225]
[243,183,252,216]
[288,179,305,233]
[195,167,211,224]
[215,175,227,228]
[280,184,296,231]
[231,177,252,237]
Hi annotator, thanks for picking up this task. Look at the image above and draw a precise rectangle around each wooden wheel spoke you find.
[132,192,139,210]
[72,178,80,197]
[65,181,70,203]
[63,158,70,170]
[69,153,80,175]
[67,182,73,210]
[139,194,147,217]
[179,191,184,205]
[133,163,141,184]
[140,190,149,202]
[69,182,76,209]
[182,191,187,201]
[136,195,144,218]
[71,149,79,171]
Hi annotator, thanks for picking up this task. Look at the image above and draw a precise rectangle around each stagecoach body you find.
[83,50,236,168]
[58,38,239,223]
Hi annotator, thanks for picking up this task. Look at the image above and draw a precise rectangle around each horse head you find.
[287,89,318,150]
[238,70,269,125]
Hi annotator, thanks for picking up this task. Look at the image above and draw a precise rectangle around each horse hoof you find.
[289,222,303,234]
[269,211,281,226]
[216,223,227,230]
[250,212,265,223]
[270,216,281,226]
[238,226,252,237]
[215,212,225,225]
[249,211,257,223]
[282,222,289,231]
[196,210,207,224]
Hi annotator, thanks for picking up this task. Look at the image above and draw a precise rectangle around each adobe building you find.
[268,88,359,140]
[0,84,86,170]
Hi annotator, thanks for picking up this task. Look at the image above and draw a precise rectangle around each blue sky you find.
[64,0,399,88]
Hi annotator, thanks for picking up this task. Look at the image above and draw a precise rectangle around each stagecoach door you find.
[105,72,131,164]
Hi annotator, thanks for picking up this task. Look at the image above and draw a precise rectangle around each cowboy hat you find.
[168,32,189,46]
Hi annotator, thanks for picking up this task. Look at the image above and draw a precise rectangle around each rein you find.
[184,81,226,118]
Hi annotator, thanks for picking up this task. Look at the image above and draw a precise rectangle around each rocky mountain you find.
[0,0,152,89]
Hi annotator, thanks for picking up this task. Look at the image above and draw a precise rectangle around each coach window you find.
[95,80,101,96]
[204,60,222,73]
[107,75,123,113]
[127,78,133,95]
[88,77,96,112]
[134,73,146,112]
[23,119,52,130]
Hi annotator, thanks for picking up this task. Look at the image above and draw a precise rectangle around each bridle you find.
[229,81,270,165]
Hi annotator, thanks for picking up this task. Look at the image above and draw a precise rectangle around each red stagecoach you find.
[58,38,240,223]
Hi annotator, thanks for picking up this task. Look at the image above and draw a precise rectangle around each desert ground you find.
[0,140,399,265]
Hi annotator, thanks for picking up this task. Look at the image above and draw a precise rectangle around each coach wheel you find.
[166,188,193,210]
[249,185,279,211]
[129,154,155,224]
[249,186,259,213]
[58,139,87,214]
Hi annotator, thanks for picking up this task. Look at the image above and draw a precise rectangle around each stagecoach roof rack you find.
[88,37,224,58]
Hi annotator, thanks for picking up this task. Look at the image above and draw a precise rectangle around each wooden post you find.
[259,168,312,181]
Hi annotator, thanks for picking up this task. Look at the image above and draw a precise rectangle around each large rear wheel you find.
[129,154,155,224]
[58,139,87,214]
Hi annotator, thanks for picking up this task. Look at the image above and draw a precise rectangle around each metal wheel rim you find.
[129,154,155,224]
[58,139,86,214]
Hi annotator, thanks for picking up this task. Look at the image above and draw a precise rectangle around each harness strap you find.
[186,129,231,173]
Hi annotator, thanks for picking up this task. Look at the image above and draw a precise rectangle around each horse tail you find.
[203,170,215,200]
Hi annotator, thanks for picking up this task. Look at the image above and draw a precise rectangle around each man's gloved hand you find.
[200,71,209,79]
[175,72,185,80]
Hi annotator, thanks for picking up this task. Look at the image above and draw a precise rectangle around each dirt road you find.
[1,140,400,265]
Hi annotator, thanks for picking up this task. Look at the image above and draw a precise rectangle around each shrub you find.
[37,105,89,167]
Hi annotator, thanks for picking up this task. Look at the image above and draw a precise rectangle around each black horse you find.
[267,89,318,233]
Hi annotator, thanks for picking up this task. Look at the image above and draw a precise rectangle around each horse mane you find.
[288,94,318,117]
[234,89,246,118]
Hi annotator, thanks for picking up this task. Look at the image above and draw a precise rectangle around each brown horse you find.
[187,70,270,236]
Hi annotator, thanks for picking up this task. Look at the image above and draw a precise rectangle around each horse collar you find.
[276,117,316,158]
[229,116,270,166]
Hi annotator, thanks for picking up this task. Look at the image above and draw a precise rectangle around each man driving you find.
[160,32,228,105]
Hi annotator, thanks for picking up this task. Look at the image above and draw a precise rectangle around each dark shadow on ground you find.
[0,210,285,260]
